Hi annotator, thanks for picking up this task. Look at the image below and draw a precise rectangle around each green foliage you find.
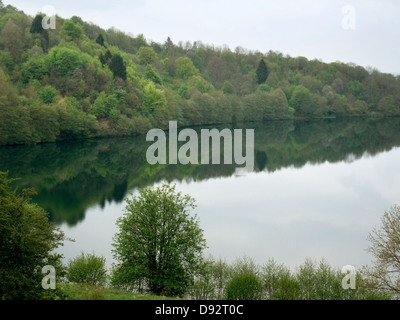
[0,3,400,147]
[175,57,199,79]
[137,46,156,65]
[96,34,105,47]
[256,59,269,84]
[47,46,83,76]
[112,184,207,297]
[141,82,167,113]
[89,91,118,119]
[109,54,126,80]
[145,64,162,84]
[40,85,57,104]
[0,171,66,300]
[62,20,83,41]
[363,205,400,298]
[21,54,48,83]
[222,80,236,95]
[30,14,43,34]
[225,271,263,300]
[290,85,314,117]
[66,252,108,287]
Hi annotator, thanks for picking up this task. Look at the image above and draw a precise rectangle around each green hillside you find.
[1,1,399,146]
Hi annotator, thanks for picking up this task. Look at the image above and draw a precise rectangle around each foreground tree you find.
[363,205,400,297]
[112,184,206,297]
[0,172,66,300]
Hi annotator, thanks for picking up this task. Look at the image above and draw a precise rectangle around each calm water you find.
[1,118,400,271]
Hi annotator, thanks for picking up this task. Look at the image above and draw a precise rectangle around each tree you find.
[30,14,44,34]
[47,46,83,77]
[289,85,314,117]
[1,18,23,58]
[175,57,199,79]
[141,82,167,113]
[137,46,157,65]
[363,205,400,297]
[0,171,66,299]
[256,59,269,84]
[164,36,174,50]
[62,20,83,41]
[40,86,57,104]
[112,184,207,297]
[145,64,162,84]
[109,54,126,80]
[96,34,105,47]
[21,54,48,84]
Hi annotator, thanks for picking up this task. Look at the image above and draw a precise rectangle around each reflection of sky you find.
[59,147,400,272]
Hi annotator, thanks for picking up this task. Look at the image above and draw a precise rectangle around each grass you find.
[58,282,179,300]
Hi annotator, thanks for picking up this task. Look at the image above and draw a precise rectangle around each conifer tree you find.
[256,59,269,84]
[109,54,127,80]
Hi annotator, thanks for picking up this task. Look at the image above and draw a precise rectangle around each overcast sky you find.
[4,0,400,74]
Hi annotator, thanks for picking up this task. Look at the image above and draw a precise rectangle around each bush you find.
[66,252,108,287]
[225,271,263,300]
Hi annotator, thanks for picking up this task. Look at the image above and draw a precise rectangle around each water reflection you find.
[0,118,400,227]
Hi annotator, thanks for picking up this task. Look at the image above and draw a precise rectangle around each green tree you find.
[109,54,127,80]
[21,54,48,84]
[47,46,83,77]
[112,184,207,297]
[222,80,236,95]
[66,252,108,287]
[363,205,400,298]
[141,82,167,113]
[225,264,263,300]
[0,172,66,300]
[137,46,157,65]
[175,57,199,79]
[145,64,162,84]
[40,85,57,104]
[30,14,44,34]
[62,20,83,41]
[96,34,105,47]
[289,85,314,117]
[256,59,269,84]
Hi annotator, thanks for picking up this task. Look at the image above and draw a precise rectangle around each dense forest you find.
[1,2,400,146]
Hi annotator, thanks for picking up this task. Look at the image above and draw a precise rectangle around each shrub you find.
[66,252,108,287]
[225,271,263,300]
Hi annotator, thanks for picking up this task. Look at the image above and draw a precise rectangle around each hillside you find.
[0,1,400,146]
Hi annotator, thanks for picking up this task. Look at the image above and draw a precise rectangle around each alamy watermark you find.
[146,121,254,175]
[341,265,356,290]
[41,5,56,30]
[41,265,56,290]
[342,5,356,30]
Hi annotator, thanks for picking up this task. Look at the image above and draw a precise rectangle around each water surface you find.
[1,118,400,270]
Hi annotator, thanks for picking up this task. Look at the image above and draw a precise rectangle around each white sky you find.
[4,0,400,74]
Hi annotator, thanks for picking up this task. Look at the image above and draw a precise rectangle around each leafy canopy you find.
[112,184,207,297]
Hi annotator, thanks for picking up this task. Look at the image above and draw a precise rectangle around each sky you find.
[3,0,400,74]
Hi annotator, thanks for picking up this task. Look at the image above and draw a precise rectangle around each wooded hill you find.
[1,2,399,146]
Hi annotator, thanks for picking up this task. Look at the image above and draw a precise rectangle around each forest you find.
[1,1,400,146]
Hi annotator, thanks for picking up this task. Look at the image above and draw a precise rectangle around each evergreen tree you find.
[96,34,105,47]
[109,54,127,80]
[30,14,43,34]
[256,59,269,84]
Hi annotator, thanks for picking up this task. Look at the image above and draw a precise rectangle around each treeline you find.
[64,253,393,301]
[1,2,400,146]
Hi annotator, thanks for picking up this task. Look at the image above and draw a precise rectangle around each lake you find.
[1,117,400,272]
